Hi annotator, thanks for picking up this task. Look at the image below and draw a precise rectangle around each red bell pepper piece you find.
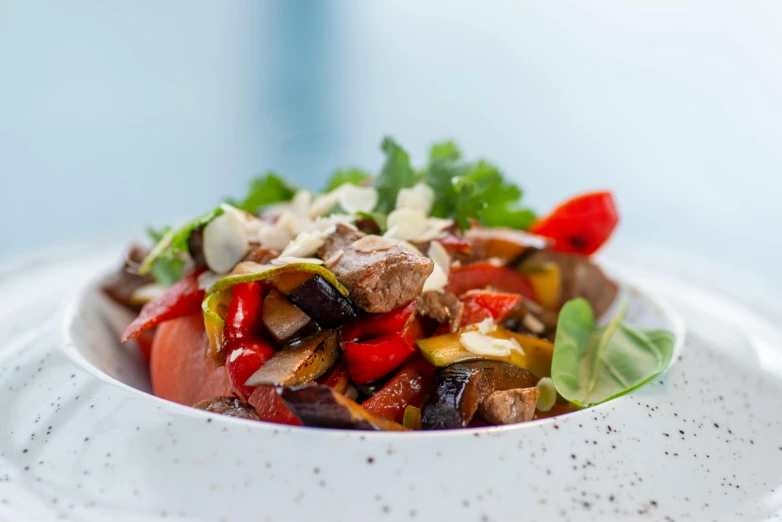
[341,301,416,343]
[460,291,522,326]
[121,269,205,342]
[247,385,302,426]
[225,340,275,401]
[343,318,424,385]
[224,281,266,345]
[361,355,435,423]
[316,357,351,394]
[446,263,536,300]
[529,191,619,256]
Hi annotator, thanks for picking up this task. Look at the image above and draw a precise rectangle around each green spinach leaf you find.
[551,298,675,408]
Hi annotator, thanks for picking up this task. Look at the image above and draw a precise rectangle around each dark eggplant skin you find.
[286,275,358,328]
[278,385,408,431]
[421,361,539,430]
[262,289,320,345]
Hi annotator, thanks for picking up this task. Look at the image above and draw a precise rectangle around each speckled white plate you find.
[1,245,781,522]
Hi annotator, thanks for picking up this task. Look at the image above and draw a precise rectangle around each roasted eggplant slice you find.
[193,396,261,420]
[421,361,538,430]
[244,331,340,387]
[284,274,358,328]
[262,289,320,345]
[278,385,408,431]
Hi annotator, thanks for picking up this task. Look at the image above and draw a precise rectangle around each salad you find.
[105,137,675,431]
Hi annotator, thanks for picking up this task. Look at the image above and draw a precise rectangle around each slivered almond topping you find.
[352,235,400,252]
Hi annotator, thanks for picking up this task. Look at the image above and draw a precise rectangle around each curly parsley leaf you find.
[228,172,298,214]
[323,168,372,192]
[374,137,418,213]
[423,142,535,230]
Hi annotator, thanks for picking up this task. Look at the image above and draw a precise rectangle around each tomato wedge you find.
[121,269,205,342]
[446,263,536,300]
[529,191,618,256]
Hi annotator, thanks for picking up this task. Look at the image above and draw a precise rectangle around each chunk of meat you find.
[318,224,434,313]
[416,291,463,333]
[478,387,540,425]
[522,250,618,318]
[193,396,261,420]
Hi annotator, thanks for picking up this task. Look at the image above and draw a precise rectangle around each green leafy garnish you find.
[551,298,675,408]
[138,208,223,277]
[355,211,388,233]
[323,168,372,192]
[374,137,417,213]
[228,172,298,214]
[421,141,536,230]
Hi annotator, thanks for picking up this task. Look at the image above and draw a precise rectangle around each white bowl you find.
[1,247,781,521]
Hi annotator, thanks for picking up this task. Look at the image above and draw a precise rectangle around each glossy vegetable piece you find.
[402,405,422,430]
[341,301,416,343]
[343,318,424,385]
[416,326,553,379]
[284,275,358,329]
[464,227,549,263]
[278,385,408,431]
[225,340,276,401]
[244,331,340,387]
[150,315,231,406]
[193,396,260,420]
[521,263,561,311]
[551,298,675,408]
[122,268,205,342]
[361,355,435,423]
[317,358,351,394]
[261,289,319,345]
[437,231,472,254]
[224,281,266,344]
[460,291,521,326]
[247,385,303,426]
[529,191,618,256]
[446,263,536,301]
[420,361,539,429]
[206,261,349,297]
[202,288,233,365]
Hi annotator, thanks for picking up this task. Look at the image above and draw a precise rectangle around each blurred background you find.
[1,1,780,289]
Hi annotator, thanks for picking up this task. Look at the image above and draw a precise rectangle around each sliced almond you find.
[203,211,250,274]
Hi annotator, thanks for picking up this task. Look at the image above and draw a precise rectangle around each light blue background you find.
[1,2,780,289]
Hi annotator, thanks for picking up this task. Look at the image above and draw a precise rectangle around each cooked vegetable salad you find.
[104,137,675,431]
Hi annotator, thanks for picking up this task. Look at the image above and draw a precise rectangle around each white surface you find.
[1,247,781,521]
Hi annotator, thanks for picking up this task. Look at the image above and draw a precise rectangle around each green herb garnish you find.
[374,137,417,213]
[227,172,298,214]
[323,168,372,192]
[551,298,676,408]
